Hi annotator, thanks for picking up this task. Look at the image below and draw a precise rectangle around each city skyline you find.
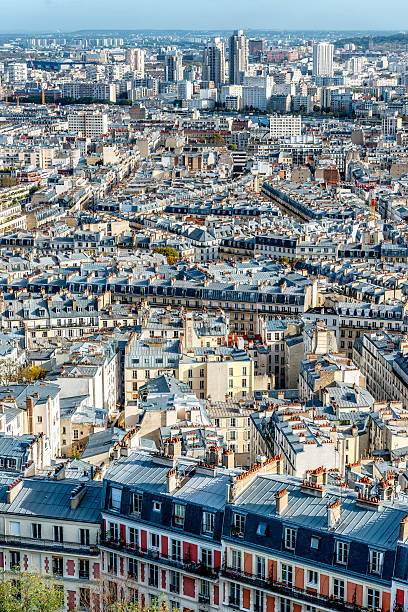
[1,0,408,32]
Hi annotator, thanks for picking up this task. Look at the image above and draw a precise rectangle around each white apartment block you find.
[269,115,302,138]
[68,112,108,138]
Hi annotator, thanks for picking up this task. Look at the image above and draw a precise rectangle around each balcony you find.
[221,567,365,612]
[0,534,99,556]
[100,536,218,580]
[199,594,211,604]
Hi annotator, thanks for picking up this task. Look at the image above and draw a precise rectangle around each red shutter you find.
[214,585,219,605]
[161,535,168,557]
[189,543,198,563]
[119,524,126,542]
[214,550,221,569]
[141,529,147,551]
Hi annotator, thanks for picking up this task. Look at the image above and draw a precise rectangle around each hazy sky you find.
[1,0,407,32]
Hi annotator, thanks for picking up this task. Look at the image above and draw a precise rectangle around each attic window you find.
[256,522,268,536]
[153,501,161,512]
[310,536,320,550]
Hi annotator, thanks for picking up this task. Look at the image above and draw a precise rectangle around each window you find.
[333,578,345,601]
[336,541,349,565]
[129,527,139,548]
[256,522,268,536]
[32,523,41,539]
[231,549,242,571]
[149,564,158,587]
[129,588,138,604]
[369,550,384,575]
[202,511,214,534]
[170,571,180,593]
[201,548,212,568]
[307,570,318,586]
[73,429,78,440]
[52,557,63,577]
[230,583,240,606]
[199,579,210,602]
[280,598,291,612]
[171,539,181,561]
[130,493,142,517]
[54,526,63,543]
[284,527,296,551]
[109,522,119,541]
[79,588,90,611]
[128,557,137,578]
[257,556,266,579]
[172,503,185,527]
[281,564,293,587]
[80,529,90,546]
[151,533,160,550]
[108,552,118,574]
[10,551,20,568]
[255,590,265,612]
[232,514,246,537]
[79,559,89,579]
[109,487,122,511]
[9,522,20,536]
[367,588,380,610]
[310,536,320,550]
[170,601,179,612]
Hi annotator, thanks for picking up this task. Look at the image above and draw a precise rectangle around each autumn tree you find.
[0,568,64,611]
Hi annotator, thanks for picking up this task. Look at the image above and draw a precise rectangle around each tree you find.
[153,247,180,265]
[18,364,47,382]
[0,359,23,385]
[0,568,64,612]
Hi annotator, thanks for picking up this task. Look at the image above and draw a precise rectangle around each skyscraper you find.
[229,30,248,85]
[164,50,183,82]
[202,38,226,86]
[313,42,334,77]
[126,48,145,77]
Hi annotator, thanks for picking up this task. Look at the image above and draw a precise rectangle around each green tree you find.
[153,247,180,265]
[0,569,64,612]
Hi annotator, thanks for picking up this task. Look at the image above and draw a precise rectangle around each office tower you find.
[164,50,183,82]
[248,39,264,58]
[202,38,226,87]
[312,42,334,77]
[229,30,248,84]
[126,48,145,77]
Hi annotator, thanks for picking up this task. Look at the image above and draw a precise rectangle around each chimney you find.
[327,499,341,528]
[222,449,235,469]
[275,488,289,514]
[53,462,66,480]
[7,478,23,504]
[120,443,130,457]
[166,437,182,457]
[167,468,178,493]
[399,516,408,542]
[70,483,87,510]
[26,397,34,435]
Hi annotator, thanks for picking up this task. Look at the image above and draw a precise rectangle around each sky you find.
[0,0,407,33]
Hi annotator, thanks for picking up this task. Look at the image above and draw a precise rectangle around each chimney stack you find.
[26,397,34,435]
[167,468,178,493]
[399,516,408,542]
[7,478,23,504]
[222,449,235,469]
[327,499,341,528]
[275,488,289,514]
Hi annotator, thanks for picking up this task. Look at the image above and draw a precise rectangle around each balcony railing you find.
[100,536,218,579]
[0,534,98,556]
[222,567,365,612]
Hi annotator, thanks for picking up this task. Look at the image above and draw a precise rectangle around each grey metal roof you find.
[234,473,408,548]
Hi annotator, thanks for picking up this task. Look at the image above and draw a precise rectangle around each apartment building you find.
[100,449,405,612]
[354,332,408,408]
[0,471,102,611]
[68,112,109,138]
